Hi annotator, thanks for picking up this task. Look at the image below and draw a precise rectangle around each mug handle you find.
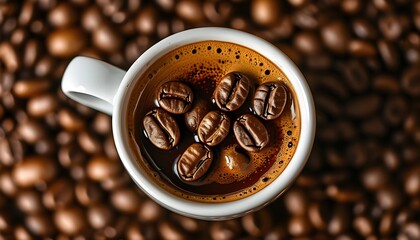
[61,56,126,115]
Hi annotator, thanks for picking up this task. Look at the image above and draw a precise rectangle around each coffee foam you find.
[127,40,301,203]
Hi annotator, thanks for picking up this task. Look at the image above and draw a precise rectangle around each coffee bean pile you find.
[1,0,419,239]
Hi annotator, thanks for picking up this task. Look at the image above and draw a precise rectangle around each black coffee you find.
[126,40,301,203]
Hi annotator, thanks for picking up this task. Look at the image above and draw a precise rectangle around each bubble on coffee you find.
[127,40,300,203]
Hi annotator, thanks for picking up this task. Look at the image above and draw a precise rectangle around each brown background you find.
[1,0,420,239]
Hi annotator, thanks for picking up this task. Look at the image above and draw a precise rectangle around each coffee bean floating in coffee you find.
[253,82,288,120]
[157,81,194,114]
[233,114,269,152]
[197,111,230,147]
[177,143,214,182]
[142,108,180,150]
[184,99,210,132]
[213,72,250,111]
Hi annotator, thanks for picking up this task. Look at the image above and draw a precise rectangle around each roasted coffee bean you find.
[86,155,122,181]
[353,215,374,237]
[373,74,400,93]
[17,119,46,144]
[251,0,281,27]
[379,211,395,236]
[177,143,213,182]
[75,180,103,206]
[54,206,86,235]
[379,14,404,41]
[218,145,250,174]
[0,41,19,72]
[328,205,351,235]
[13,79,50,98]
[101,172,132,191]
[172,213,203,233]
[0,171,18,197]
[348,39,376,57]
[158,220,187,240]
[176,0,206,23]
[376,185,402,210]
[81,5,103,31]
[12,156,56,187]
[284,188,308,216]
[308,201,331,230]
[346,94,381,119]
[104,135,119,160]
[13,225,33,240]
[87,203,114,229]
[253,82,287,120]
[233,114,269,152]
[47,28,87,58]
[25,214,55,237]
[58,144,86,168]
[92,113,111,135]
[340,0,362,14]
[288,215,313,237]
[18,0,35,25]
[404,165,420,196]
[126,222,158,240]
[27,94,58,117]
[402,66,420,97]
[35,55,55,77]
[260,15,294,41]
[321,20,350,54]
[293,31,322,55]
[197,111,230,146]
[0,134,24,166]
[23,39,41,68]
[110,187,141,213]
[157,81,193,114]
[135,6,158,35]
[210,220,241,240]
[203,0,232,24]
[361,117,387,137]
[378,40,400,70]
[143,108,180,150]
[314,93,342,117]
[383,96,408,125]
[352,18,377,40]
[10,27,28,46]
[184,99,210,132]
[242,209,272,237]
[339,60,369,93]
[43,178,74,209]
[214,72,250,112]
[16,190,44,214]
[78,130,102,154]
[138,199,164,223]
[292,3,320,30]
[48,3,78,27]
[277,44,302,66]
[93,22,122,53]
[326,184,363,202]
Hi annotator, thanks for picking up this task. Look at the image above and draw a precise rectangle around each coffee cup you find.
[62,27,315,220]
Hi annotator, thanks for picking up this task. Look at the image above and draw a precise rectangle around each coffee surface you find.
[127,40,301,202]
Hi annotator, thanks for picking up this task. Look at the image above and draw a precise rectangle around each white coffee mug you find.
[61,27,315,220]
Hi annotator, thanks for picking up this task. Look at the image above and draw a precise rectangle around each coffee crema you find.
[126,40,301,203]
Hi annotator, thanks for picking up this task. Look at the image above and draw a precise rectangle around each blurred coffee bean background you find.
[1,0,420,239]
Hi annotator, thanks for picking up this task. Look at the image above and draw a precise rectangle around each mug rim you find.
[113,27,315,220]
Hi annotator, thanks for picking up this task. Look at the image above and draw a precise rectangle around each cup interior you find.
[112,27,315,220]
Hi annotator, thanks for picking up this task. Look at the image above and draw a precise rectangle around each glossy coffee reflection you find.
[127,40,301,202]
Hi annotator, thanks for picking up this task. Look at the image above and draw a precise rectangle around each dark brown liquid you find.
[126,41,301,203]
